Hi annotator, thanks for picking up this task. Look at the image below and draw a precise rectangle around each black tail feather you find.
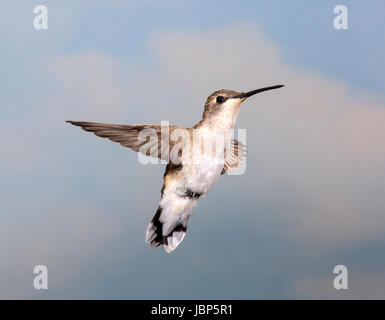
[145,206,188,253]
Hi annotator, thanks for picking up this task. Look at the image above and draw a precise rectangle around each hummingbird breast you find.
[179,128,227,196]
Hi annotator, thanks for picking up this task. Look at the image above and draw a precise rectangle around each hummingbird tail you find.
[145,199,195,253]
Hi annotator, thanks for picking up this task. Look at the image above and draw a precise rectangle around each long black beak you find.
[234,85,284,99]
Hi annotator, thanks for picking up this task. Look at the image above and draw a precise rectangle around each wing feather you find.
[67,121,180,161]
[221,139,247,174]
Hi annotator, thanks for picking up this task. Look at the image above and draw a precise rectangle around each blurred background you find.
[1,0,385,299]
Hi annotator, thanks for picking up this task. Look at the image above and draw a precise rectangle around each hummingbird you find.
[67,85,284,253]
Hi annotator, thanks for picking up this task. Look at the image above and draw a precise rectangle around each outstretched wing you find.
[221,139,247,174]
[67,121,179,161]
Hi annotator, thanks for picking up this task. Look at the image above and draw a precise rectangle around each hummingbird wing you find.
[221,139,247,174]
[66,121,180,162]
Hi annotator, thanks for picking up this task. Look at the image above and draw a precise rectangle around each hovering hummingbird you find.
[67,85,283,253]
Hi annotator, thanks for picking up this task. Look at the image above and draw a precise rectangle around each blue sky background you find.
[1,0,385,299]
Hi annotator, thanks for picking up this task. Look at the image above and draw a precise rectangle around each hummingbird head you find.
[201,85,284,129]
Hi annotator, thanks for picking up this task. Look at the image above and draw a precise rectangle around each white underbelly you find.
[174,127,228,195]
[182,155,223,194]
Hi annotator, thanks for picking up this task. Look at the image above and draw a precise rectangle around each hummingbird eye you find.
[216,96,226,104]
